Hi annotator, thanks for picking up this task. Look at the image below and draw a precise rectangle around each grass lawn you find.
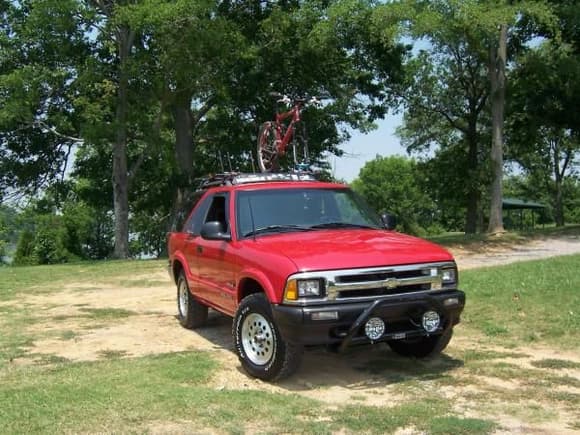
[0,254,578,433]
[461,255,580,349]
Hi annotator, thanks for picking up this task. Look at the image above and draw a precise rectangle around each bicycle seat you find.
[269,92,283,99]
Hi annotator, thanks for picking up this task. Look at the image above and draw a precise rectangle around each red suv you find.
[168,173,465,381]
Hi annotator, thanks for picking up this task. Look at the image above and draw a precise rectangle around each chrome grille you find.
[284,262,456,305]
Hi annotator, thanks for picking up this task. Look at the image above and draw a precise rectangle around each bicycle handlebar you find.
[270,92,321,106]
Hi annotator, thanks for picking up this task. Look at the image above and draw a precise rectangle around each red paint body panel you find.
[248,230,452,272]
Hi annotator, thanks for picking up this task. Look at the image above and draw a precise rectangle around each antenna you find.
[218,151,225,173]
[248,197,257,242]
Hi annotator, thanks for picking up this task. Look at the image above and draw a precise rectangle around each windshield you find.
[236,188,383,238]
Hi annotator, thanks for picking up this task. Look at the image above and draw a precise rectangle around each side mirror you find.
[381,213,397,230]
[200,221,231,241]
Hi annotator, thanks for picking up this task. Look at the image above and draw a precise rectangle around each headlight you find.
[441,267,457,287]
[298,279,322,297]
[284,278,324,301]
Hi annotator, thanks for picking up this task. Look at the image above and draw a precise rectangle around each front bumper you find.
[271,290,465,350]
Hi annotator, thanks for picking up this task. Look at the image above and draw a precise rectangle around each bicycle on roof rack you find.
[257,92,320,173]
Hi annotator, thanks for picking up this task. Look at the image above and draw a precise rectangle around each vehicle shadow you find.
[175,310,235,351]
[279,346,464,392]
[180,310,464,390]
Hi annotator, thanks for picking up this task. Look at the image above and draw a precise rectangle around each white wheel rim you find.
[178,279,188,317]
[241,313,275,365]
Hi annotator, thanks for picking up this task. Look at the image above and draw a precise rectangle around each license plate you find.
[391,333,406,340]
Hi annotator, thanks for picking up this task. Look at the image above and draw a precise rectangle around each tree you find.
[397,40,490,234]
[508,42,580,226]
[488,22,508,234]
[351,155,435,235]
[0,0,88,200]
[396,0,556,234]
[122,0,407,230]
[2,0,407,259]
[0,220,6,263]
[0,204,18,263]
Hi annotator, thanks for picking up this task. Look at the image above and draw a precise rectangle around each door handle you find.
[196,245,203,254]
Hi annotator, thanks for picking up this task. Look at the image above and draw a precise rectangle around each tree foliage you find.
[351,155,436,235]
[1,0,579,257]
[396,0,557,234]
[508,42,580,226]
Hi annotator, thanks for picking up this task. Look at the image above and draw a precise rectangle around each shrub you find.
[13,230,37,265]
[13,216,79,265]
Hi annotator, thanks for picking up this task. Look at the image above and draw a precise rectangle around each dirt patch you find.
[14,237,580,434]
[450,235,580,270]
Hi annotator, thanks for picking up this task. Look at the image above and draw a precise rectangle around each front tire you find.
[177,272,208,329]
[233,293,303,381]
[388,328,453,358]
[257,122,280,173]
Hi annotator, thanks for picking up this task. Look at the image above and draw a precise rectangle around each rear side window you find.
[181,193,211,234]
[172,191,205,232]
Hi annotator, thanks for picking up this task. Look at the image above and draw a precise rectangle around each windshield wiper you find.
[243,224,312,237]
[309,222,377,230]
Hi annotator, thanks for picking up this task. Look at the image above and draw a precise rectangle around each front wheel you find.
[233,293,303,381]
[387,328,453,358]
[257,122,280,173]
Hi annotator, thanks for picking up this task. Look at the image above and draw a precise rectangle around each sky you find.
[330,113,407,182]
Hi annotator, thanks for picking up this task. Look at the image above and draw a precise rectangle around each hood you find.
[252,229,454,272]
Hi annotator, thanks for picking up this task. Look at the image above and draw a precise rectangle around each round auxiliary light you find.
[365,317,385,340]
[422,311,441,333]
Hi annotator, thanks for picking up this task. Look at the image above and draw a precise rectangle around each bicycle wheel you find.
[293,122,310,171]
[257,122,280,173]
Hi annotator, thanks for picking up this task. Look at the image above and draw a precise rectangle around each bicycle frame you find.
[257,93,318,173]
[273,102,303,156]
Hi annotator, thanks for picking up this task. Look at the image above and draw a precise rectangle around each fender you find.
[170,250,190,282]
[236,267,283,304]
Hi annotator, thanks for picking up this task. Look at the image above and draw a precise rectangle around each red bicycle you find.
[257,92,319,173]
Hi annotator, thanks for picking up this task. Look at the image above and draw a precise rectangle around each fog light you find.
[443,297,459,307]
[365,317,385,340]
[422,311,440,333]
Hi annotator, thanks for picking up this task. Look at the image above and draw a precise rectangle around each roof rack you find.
[198,172,318,189]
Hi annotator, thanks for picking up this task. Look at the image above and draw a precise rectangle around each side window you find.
[182,193,211,235]
[205,194,229,233]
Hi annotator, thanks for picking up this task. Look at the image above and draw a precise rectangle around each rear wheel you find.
[177,272,208,329]
[233,293,303,381]
[293,122,309,169]
[387,328,453,358]
[257,122,280,173]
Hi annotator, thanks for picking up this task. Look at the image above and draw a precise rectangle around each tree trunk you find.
[487,24,507,235]
[168,93,195,232]
[552,142,565,227]
[112,25,132,259]
[173,94,195,179]
[554,178,564,226]
[464,122,480,234]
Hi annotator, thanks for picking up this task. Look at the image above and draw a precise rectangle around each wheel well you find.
[172,260,184,284]
[238,278,264,302]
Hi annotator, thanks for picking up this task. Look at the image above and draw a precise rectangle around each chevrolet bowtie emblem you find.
[383,278,399,289]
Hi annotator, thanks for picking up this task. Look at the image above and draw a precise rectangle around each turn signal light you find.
[284,279,298,301]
